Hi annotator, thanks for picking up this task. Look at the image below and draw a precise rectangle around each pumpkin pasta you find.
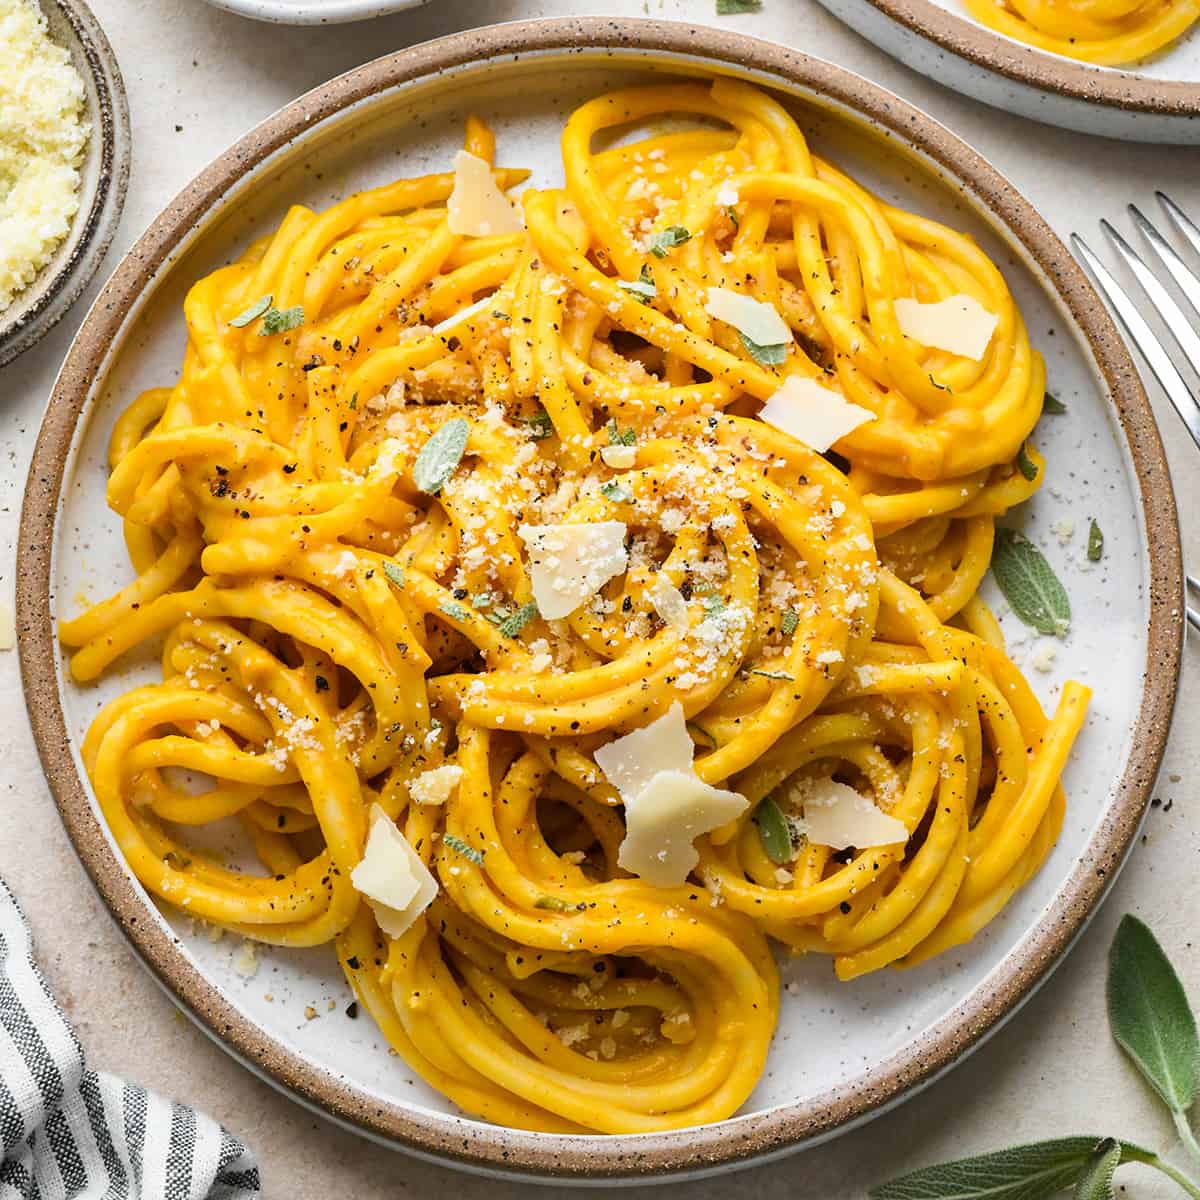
[62,78,1089,1134]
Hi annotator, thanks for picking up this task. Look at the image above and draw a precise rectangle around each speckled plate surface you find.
[16,18,1182,1184]
[0,0,130,368]
[813,0,1200,143]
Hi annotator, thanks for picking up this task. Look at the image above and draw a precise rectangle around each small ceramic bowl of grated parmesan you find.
[0,0,128,368]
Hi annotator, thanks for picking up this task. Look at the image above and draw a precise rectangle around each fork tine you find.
[1071,233,1200,454]
[1157,192,1200,262]
[1129,204,1200,321]
[1102,218,1200,384]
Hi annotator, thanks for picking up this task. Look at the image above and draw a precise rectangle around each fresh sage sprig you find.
[871,916,1200,1200]
[990,527,1071,638]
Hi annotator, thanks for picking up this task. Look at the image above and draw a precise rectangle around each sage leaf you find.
[413,418,469,495]
[990,528,1070,637]
[753,797,794,865]
[443,834,484,864]
[869,1137,1156,1200]
[717,0,761,11]
[1072,1139,1121,1200]
[1108,914,1198,1114]
[606,419,637,446]
[601,480,634,504]
[439,599,470,622]
[781,609,799,636]
[381,561,405,589]
[229,294,272,328]
[1017,443,1039,482]
[618,265,656,301]
[534,895,573,912]
[1088,520,1103,562]
[750,668,794,681]
[497,600,538,638]
[258,304,304,336]
[647,226,691,257]
[1043,392,1068,414]
[528,409,554,440]
[739,331,788,366]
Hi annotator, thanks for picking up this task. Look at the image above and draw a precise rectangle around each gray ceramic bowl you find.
[0,0,130,368]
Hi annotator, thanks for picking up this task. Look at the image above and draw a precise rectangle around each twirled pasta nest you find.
[62,78,1088,1134]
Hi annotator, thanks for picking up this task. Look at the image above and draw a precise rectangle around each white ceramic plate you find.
[813,0,1200,143]
[17,19,1181,1183]
[196,0,426,24]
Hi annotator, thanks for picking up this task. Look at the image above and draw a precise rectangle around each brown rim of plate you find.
[16,17,1183,1181]
[0,0,128,364]
[846,0,1200,117]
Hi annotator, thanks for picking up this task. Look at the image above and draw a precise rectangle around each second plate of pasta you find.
[18,18,1180,1182]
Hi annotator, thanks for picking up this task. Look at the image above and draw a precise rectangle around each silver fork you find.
[1071,193,1200,633]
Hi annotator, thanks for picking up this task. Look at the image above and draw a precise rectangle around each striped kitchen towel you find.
[0,878,260,1199]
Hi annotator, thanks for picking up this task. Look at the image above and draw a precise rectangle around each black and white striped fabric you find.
[1,879,260,1199]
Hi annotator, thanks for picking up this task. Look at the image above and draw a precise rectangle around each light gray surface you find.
[1,0,1198,1196]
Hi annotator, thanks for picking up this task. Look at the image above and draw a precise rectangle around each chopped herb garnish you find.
[381,561,405,589]
[258,305,305,336]
[498,601,538,638]
[1016,443,1039,481]
[702,591,726,619]
[780,610,799,636]
[439,600,470,622]
[751,668,795,681]
[617,265,657,301]
[990,527,1070,638]
[1088,519,1104,562]
[534,896,574,912]
[606,418,637,446]
[739,331,788,366]
[229,294,272,328]
[443,834,484,864]
[528,408,554,440]
[753,797,794,865]
[600,480,634,504]
[413,417,469,494]
[491,310,511,320]
[647,226,692,257]
[471,591,493,609]
[1043,392,1068,414]
[349,392,358,410]
[727,205,740,227]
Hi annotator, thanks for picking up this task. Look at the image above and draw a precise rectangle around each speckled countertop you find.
[2,0,1198,1195]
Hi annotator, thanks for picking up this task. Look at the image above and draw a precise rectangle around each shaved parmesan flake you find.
[595,703,694,800]
[351,804,438,937]
[618,770,748,888]
[758,375,875,452]
[517,521,628,620]
[447,150,523,237]
[431,294,497,336]
[596,703,749,887]
[789,778,907,850]
[408,764,463,806]
[649,575,689,633]
[705,287,791,348]
[893,295,998,361]
[600,443,637,469]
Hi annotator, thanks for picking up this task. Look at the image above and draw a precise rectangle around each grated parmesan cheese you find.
[758,375,875,453]
[351,804,438,937]
[893,295,998,361]
[517,520,628,620]
[0,0,89,313]
[704,287,791,347]
[408,763,463,806]
[447,150,523,237]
